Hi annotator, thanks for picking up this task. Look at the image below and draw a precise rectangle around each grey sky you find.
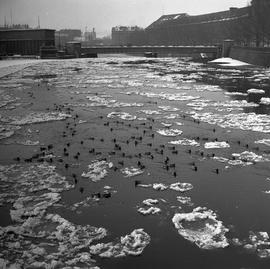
[0,0,250,36]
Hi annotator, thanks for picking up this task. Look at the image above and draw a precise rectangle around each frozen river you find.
[0,56,270,268]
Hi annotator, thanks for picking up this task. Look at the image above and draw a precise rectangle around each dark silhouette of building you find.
[55,29,82,49]
[146,7,252,46]
[111,26,146,46]
[0,29,55,55]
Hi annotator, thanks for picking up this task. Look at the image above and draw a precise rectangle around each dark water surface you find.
[0,56,270,268]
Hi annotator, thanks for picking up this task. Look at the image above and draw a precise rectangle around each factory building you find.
[111,26,146,46]
[146,7,252,46]
[0,29,55,56]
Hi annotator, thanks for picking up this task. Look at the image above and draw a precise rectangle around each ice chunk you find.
[89,229,150,257]
[204,141,230,149]
[232,151,270,163]
[6,112,71,125]
[142,199,159,206]
[170,182,193,192]
[121,167,144,177]
[82,160,113,182]
[153,183,168,191]
[169,139,200,147]
[242,231,270,259]
[176,196,193,206]
[157,129,183,137]
[255,139,270,147]
[247,88,265,94]
[107,112,136,121]
[260,97,270,105]
[172,207,229,249]
[138,207,161,215]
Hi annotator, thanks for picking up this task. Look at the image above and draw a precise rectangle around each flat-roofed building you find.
[0,29,55,56]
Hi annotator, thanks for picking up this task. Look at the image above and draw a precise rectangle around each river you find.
[0,55,270,268]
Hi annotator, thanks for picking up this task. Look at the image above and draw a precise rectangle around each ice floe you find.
[172,207,229,249]
[176,196,194,206]
[247,88,265,94]
[190,112,270,133]
[260,97,270,105]
[107,111,136,121]
[157,129,183,137]
[170,182,193,192]
[138,207,161,215]
[255,139,270,147]
[169,138,200,147]
[158,106,179,112]
[204,141,230,149]
[121,167,144,177]
[235,231,270,259]
[89,229,150,257]
[142,199,159,206]
[153,183,168,191]
[232,151,270,163]
[82,160,113,182]
[2,112,71,125]
[0,124,21,140]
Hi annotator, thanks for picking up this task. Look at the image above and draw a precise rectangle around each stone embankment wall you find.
[229,46,270,67]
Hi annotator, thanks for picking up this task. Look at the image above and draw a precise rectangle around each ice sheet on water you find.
[260,97,270,105]
[170,182,193,192]
[176,196,194,206]
[172,207,229,249]
[1,112,71,125]
[161,122,173,128]
[255,139,270,147]
[138,207,161,215]
[89,229,150,257]
[0,163,107,268]
[169,138,200,147]
[224,92,248,96]
[162,113,179,119]
[142,199,159,206]
[204,141,230,149]
[157,129,183,137]
[153,183,168,191]
[140,109,161,115]
[107,111,136,121]
[82,160,113,182]
[236,231,270,259]
[0,124,21,140]
[232,151,270,163]
[247,88,265,94]
[190,112,270,133]
[121,167,144,177]
[158,106,179,112]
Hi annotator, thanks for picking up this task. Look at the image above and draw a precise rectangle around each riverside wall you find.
[229,46,270,67]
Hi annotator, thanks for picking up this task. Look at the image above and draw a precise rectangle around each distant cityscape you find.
[0,0,269,57]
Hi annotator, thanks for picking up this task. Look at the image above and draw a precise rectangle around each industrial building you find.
[55,29,82,49]
[146,7,252,46]
[111,26,146,46]
[0,28,55,56]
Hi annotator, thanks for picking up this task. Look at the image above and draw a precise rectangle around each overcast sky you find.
[0,0,250,36]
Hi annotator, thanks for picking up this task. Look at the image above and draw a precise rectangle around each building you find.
[146,7,252,46]
[0,29,55,55]
[55,29,82,49]
[111,26,146,46]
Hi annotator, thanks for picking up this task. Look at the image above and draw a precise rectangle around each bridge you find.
[65,42,222,58]
[80,45,221,58]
